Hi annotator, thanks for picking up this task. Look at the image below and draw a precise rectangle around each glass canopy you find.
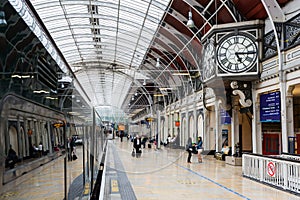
[29,0,171,121]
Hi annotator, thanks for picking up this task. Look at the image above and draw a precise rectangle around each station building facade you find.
[145,0,300,156]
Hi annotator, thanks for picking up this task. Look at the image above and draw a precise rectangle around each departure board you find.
[260,91,281,122]
[221,109,231,124]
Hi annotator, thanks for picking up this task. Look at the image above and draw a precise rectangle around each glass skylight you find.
[28,0,171,120]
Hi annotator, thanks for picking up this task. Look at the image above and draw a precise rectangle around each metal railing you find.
[242,153,300,195]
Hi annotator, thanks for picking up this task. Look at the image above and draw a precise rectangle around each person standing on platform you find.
[120,131,124,142]
[186,137,193,163]
[70,137,76,161]
[187,143,197,163]
[67,138,71,161]
[196,136,203,163]
[6,145,18,169]
[133,134,142,157]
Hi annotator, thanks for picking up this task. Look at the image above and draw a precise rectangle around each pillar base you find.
[225,156,242,166]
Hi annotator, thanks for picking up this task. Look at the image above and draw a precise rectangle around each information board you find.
[221,109,231,124]
[260,91,281,122]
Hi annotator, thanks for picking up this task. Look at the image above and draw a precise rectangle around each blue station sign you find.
[260,91,281,122]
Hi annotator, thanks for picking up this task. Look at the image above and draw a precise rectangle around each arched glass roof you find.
[23,0,291,121]
[29,0,171,119]
[30,0,169,70]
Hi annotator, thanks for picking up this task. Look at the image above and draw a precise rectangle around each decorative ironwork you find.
[224,0,245,22]
[230,81,252,108]
[263,31,277,59]
[263,13,300,59]
[284,14,300,48]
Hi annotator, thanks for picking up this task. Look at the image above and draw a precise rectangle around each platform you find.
[0,140,299,200]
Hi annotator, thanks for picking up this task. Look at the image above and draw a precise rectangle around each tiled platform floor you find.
[1,139,300,200]
[104,139,300,200]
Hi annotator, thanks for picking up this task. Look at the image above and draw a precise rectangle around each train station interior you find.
[1,0,300,199]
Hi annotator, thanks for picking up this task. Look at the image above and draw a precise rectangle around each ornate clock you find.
[202,39,216,80]
[216,32,258,74]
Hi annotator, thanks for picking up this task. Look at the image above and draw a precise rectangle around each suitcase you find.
[148,143,151,148]
[215,152,223,160]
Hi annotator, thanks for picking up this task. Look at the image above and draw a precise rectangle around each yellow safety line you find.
[111,179,119,193]
[83,183,90,195]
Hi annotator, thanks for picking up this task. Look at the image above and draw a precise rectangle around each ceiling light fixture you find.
[0,11,7,27]
[172,72,190,76]
[33,90,50,94]
[186,9,194,28]
[156,58,160,67]
[159,87,173,90]
[11,74,33,79]
[153,94,165,97]
[46,96,58,100]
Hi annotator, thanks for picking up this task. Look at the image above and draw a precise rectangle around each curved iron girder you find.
[143,50,182,93]
[150,15,201,81]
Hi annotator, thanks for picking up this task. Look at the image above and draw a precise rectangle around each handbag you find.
[72,153,78,160]
[131,149,135,157]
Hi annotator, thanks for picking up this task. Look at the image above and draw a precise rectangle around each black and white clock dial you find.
[217,33,258,73]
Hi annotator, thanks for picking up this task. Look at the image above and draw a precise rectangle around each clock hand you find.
[235,52,242,62]
[235,51,256,62]
[235,51,256,55]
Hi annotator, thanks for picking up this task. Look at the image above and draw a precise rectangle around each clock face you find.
[217,32,258,73]
[202,40,216,80]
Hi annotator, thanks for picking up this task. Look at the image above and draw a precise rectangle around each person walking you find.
[133,134,142,157]
[196,136,203,163]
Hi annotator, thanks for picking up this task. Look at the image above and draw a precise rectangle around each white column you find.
[252,102,258,154]
[203,108,208,150]
[24,120,29,157]
[254,98,263,154]
[176,112,180,144]
[286,93,294,138]
[193,101,197,138]
[48,121,53,154]
[157,110,161,149]
[34,121,39,145]
[280,74,288,153]
[252,87,258,154]
[185,110,189,144]
[231,97,239,155]
[215,100,221,152]
[17,116,21,157]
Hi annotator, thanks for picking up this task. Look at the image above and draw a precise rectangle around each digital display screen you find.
[220,109,231,124]
[260,91,281,122]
